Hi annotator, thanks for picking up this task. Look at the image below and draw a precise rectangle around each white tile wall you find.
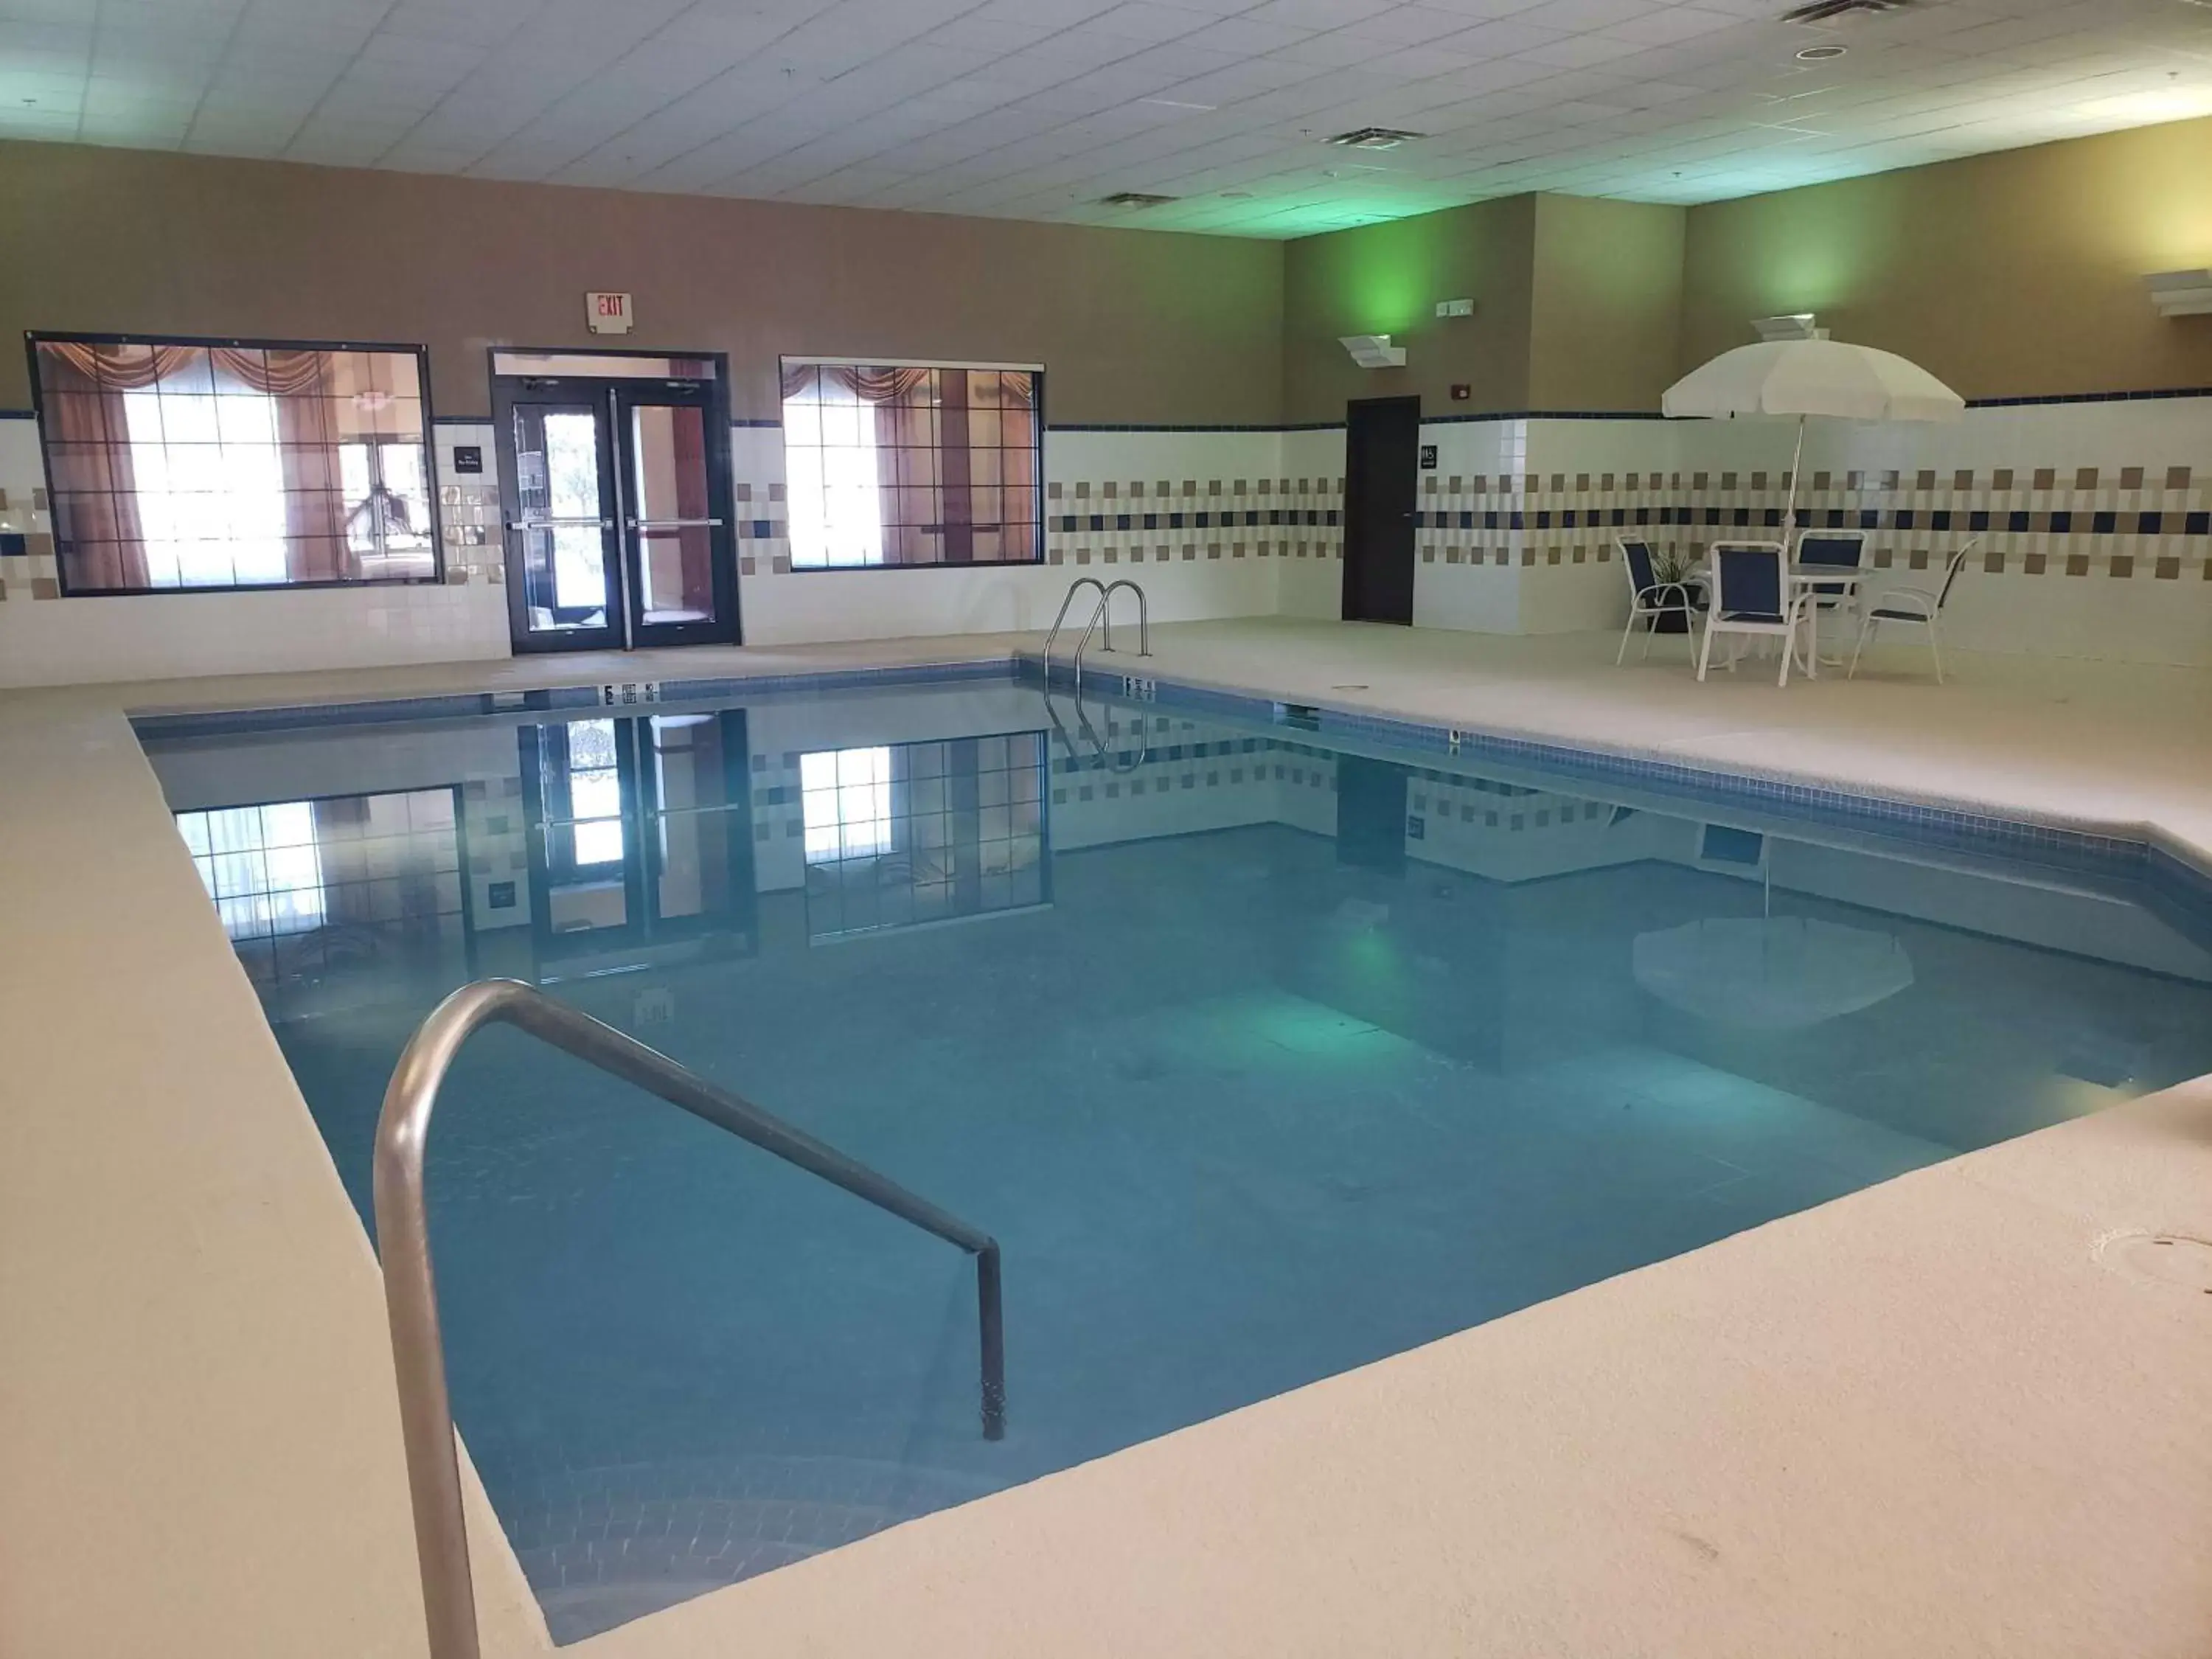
[0,580,509,688]
[734,427,1304,646]
[1,394,2205,684]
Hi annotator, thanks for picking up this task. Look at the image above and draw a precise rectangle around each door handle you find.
[627,518,726,529]
[509,517,613,529]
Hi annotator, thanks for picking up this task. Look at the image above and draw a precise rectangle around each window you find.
[31,334,438,594]
[781,361,1041,568]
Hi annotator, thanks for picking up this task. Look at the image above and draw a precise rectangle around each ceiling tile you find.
[18,0,2209,236]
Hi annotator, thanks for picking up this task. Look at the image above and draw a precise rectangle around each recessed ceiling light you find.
[1325,127,1422,151]
[1098,192,1179,209]
[1221,190,1254,199]
[1138,97,1216,111]
[1796,43,1848,60]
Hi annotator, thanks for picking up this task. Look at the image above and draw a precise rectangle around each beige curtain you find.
[35,344,173,590]
[779,364,1039,565]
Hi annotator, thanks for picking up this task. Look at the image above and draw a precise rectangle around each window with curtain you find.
[781,361,1042,568]
[31,335,438,594]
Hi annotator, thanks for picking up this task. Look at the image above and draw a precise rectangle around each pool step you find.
[502,1455,1003,1643]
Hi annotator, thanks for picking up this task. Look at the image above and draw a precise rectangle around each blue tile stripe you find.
[1411,505,2211,538]
[1056,509,1338,532]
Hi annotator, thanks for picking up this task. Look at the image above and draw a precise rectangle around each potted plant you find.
[1647,546,1702,634]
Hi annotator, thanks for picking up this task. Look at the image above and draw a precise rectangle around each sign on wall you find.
[586,291,634,335]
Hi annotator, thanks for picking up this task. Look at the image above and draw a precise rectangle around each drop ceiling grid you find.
[0,0,2202,232]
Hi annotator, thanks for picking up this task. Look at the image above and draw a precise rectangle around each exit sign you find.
[586,291,633,335]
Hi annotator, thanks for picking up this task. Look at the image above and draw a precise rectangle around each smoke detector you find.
[1325,127,1422,151]
[1098,192,1178,209]
[1781,0,1907,19]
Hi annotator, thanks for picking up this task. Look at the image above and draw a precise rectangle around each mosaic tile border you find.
[1405,464,2212,580]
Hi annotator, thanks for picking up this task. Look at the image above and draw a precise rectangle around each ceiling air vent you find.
[1781,0,1907,19]
[1325,127,1422,151]
[1099,191,1178,209]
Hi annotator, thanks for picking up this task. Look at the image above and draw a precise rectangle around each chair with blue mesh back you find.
[1794,528,1867,662]
[1698,540,1805,686]
[1614,536,1695,665]
[1849,538,1980,684]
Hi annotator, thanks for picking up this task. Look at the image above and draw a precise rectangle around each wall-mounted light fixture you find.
[1753,313,1828,342]
[1340,333,1407,368]
[2146,270,2212,317]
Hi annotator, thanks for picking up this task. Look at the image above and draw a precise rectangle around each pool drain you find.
[2093,1229,2212,1295]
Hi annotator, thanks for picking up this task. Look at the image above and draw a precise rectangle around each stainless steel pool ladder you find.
[1040,577,1150,695]
[372,978,1006,1659]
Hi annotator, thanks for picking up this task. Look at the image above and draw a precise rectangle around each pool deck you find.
[5,619,2212,1658]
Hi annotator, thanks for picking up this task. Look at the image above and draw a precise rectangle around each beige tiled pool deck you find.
[5,619,2212,1658]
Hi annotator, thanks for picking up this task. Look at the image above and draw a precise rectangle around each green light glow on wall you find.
[1333,234,1429,333]
[1301,211,1457,335]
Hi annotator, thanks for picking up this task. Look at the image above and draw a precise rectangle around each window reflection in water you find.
[802,733,1048,941]
[173,789,465,1012]
[564,720,627,867]
[178,801,327,938]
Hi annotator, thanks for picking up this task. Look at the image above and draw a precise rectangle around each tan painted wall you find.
[1528,195,1685,413]
[1680,116,2212,398]
[1281,195,1537,423]
[0,141,1284,423]
[7,115,2209,432]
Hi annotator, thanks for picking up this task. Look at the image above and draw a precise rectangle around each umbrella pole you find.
[1782,415,1806,543]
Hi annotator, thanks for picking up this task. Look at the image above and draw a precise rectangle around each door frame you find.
[489,347,742,653]
[515,709,760,968]
[1340,394,1422,626]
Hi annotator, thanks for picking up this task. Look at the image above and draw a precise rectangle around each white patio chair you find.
[1697,540,1806,687]
[1848,538,1980,685]
[1615,535,1696,665]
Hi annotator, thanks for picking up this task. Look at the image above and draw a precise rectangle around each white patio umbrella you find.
[1662,339,1965,532]
[1632,915,1914,1032]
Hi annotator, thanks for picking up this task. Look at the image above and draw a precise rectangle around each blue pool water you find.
[145,675,2212,1641]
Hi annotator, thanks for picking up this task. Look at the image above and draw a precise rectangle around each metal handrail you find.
[372,978,1006,1659]
[1071,578,1150,696]
[1098,579,1151,660]
[1040,577,1108,682]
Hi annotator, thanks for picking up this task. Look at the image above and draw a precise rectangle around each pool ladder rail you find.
[372,978,1006,1659]
[1043,686,1150,775]
[1041,576,1150,695]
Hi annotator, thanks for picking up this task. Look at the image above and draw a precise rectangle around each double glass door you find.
[495,369,739,651]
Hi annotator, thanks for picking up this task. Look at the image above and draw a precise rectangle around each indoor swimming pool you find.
[141,673,2212,1644]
